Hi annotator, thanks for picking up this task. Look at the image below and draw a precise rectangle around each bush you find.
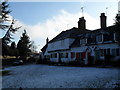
[95,60,104,65]
[110,60,120,67]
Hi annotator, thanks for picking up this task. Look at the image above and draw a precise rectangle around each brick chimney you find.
[78,17,86,30]
[100,13,107,29]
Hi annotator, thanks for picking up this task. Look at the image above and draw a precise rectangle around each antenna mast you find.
[81,7,84,17]
[106,7,108,15]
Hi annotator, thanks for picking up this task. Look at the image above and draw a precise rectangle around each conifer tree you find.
[0,0,21,44]
[17,30,31,58]
[115,14,120,45]
[0,1,10,30]
[0,0,21,57]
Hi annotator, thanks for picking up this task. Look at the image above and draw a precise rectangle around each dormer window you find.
[80,39,86,45]
[96,35,103,43]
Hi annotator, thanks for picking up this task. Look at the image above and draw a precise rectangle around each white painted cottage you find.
[41,13,120,65]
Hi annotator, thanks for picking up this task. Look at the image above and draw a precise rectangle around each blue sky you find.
[9,2,117,25]
[1,1,119,52]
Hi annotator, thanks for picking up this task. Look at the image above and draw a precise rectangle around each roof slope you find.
[70,25,119,48]
[49,27,90,43]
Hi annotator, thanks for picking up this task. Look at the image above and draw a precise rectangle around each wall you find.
[71,43,120,64]
[50,51,71,63]
[47,38,75,52]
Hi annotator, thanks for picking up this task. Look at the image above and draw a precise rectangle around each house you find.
[41,12,120,65]
[41,37,50,60]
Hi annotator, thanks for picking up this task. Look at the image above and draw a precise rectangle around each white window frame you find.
[96,34,103,43]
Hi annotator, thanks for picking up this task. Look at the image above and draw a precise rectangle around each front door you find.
[87,52,91,65]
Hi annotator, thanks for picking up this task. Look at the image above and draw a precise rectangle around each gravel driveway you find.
[2,64,120,88]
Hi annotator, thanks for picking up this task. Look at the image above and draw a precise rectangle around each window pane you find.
[71,52,75,58]
[66,53,68,58]
[116,48,119,56]
[76,53,81,59]
[104,49,106,56]
[112,49,115,56]
[106,48,110,55]
[97,35,102,42]
[100,49,104,56]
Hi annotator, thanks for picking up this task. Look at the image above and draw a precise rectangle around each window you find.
[100,49,104,56]
[81,52,86,59]
[80,39,86,44]
[111,48,120,56]
[106,48,110,55]
[60,53,63,58]
[51,54,53,58]
[45,55,50,59]
[71,52,75,58]
[66,53,68,58]
[55,53,57,58]
[104,49,106,56]
[60,53,68,58]
[114,33,119,41]
[97,35,102,42]
[111,49,116,56]
[101,49,110,56]
[116,48,120,56]
[76,53,81,59]
[51,53,57,58]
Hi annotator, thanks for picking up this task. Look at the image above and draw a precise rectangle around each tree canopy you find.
[17,30,31,57]
[0,1,21,44]
[1,0,21,57]
[0,1,11,30]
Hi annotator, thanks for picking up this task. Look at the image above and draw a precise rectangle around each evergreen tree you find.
[0,0,21,44]
[2,19,21,44]
[30,41,37,53]
[17,30,31,57]
[10,42,16,49]
[115,14,120,45]
[0,1,11,30]
[10,42,19,57]
[0,0,21,57]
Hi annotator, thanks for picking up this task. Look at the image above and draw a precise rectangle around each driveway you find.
[2,64,120,88]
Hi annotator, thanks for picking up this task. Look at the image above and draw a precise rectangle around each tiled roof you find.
[70,25,119,48]
[49,27,90,43]
[70,38,80,48]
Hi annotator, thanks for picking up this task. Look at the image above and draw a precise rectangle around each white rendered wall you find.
[47,38,75,52]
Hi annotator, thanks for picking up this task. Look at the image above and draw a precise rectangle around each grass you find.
[1,56,16,59]
[0,70,11,76]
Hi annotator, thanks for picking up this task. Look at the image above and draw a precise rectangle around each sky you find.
[0,0,119,52]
